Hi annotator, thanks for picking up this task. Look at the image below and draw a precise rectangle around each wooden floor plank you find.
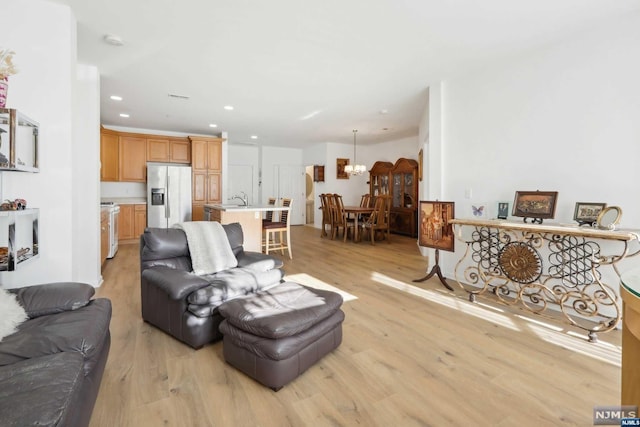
[91,225,621,426]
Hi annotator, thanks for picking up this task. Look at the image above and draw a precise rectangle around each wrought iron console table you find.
[449,218,640,341]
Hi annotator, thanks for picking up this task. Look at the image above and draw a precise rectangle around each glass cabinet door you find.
[381,175,389,195]
[404,173,414,207]
[392,174,402,207]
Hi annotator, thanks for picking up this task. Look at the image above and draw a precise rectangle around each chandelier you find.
[344,129,366,176]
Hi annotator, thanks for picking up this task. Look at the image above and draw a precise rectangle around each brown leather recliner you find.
[140,222,284,349]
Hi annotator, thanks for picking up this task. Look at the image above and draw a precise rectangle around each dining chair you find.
[263,198,293,259]
[359,193,372,223]
[330,194,347,240]
[333,194,356,242]
[319,193,332,238]
[362,195,391,245]
[360,193,371,208]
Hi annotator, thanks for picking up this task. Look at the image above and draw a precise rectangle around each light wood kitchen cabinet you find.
[192,204,205,221]
[134,204,147,237]
[147,138,170,162]
[147,137,191,164]
[100,130,119,181]
[119,204,147,241]
[189,136,223,216]
[101,128,197,182]
[119,136,147,182]
[118,204,135,240]
[170,139,190,163]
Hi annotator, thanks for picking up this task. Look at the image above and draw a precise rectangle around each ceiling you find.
[51,0,640,148]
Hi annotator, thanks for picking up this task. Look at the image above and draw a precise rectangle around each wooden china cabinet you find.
[390,158,419,237]
[368,158,418,237]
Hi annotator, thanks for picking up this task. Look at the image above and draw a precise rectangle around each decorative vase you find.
[0,77,8,108]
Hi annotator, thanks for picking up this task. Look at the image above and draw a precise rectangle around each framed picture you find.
[336,158,349,179]
[573,202,606,225]
[512,191,558,221]
[418,201,455,252]
[471,202,487,219]
[496,201,510,220]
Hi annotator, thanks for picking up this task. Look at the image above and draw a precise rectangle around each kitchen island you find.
[204,204,289,252]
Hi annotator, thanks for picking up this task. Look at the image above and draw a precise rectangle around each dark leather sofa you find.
[140,223,284,349]
[0,282,112,427]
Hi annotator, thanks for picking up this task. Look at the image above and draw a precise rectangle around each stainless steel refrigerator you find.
[147,163,192,228]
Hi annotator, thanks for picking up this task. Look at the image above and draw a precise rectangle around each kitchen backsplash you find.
[100,182,146,199]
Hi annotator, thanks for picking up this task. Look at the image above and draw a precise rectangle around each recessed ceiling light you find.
[250,135,258,139]
[209,124,218,128]
[224,105,234,111]
[119,113,130,118]
[104,34,125,46]
[110,95,123,101]
[379,109,388,115]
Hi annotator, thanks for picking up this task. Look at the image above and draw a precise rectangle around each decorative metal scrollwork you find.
[547,235,600,288]
[451,219,640,341]
[499,242,542,284]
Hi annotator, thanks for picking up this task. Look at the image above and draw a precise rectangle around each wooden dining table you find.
[342,206,375,242]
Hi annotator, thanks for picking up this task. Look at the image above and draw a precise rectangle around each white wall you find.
[72,64,101,285]
[435,12,640,281]
[228,144,260,204]
[0,0,98,287]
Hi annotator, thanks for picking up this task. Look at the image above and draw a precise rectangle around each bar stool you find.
[263,198,293,259]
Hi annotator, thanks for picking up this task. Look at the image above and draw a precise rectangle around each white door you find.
[228,164,255,205]
[274,165,305,225]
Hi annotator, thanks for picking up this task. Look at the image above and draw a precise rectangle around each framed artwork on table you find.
[573,202,606,226]
[336,158,349,179]
[418,201,455,252]
[512,191,558,223]
[471,203,487,219]
[496,201,510,220]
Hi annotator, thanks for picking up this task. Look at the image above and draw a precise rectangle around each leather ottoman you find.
[218,281,344,390]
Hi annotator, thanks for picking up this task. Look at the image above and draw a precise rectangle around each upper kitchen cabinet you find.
[169,139,190,163]
[100,128,119,181]
[146,138,170,162]
[119,136,147,182]
[0,108,39,172]
[100,128,194,182]
[147,137,191,164]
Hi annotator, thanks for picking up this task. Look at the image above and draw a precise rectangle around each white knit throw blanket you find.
[174,222,238,275]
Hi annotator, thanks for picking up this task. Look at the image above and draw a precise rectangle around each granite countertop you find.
[101,197,147,205]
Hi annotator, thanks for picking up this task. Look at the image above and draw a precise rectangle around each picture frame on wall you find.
[512,190,558,222]
[418,200,455,252]
[336,158,349,179]
[573,202,607,225]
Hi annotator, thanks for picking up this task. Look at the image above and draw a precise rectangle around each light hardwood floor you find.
[92,225,621,427]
